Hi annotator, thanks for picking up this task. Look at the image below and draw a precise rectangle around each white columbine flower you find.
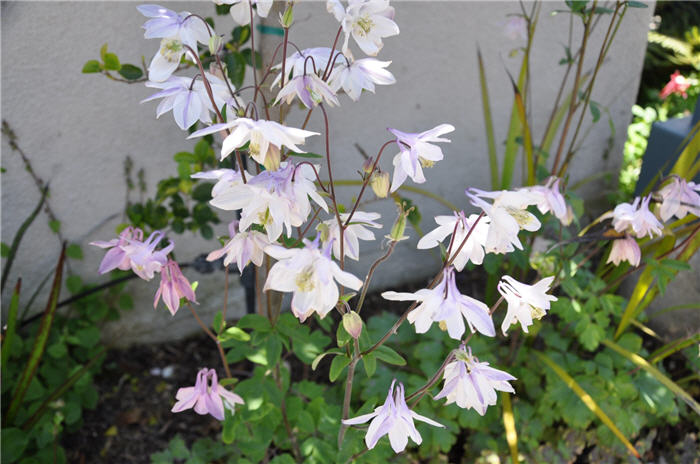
[264,236,363,322]
[417,211,490,271]
[328,58,396,101]
[342,380,443,453]
[434,346,516,415]
[213,0,273,25]
[388,124,455,192]
[271,47,335,88]
[523,177,573,226]
[206,220,269,273]
[607,236,641,267]
[497,275,557,335]
[275,74,339,109]
[504,16,528,41]
[190,169,249,199]
[611,195,663,239]
[327,0,400,57]
[657,177,700,221]
[321,211,382,261]
[189,118,319,166]
[383,267,495,340]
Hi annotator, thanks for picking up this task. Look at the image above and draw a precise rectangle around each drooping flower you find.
[524,177,573,226]
[321,211,382,261]
[342,380,443,453]
[327,0,400,57]
[504,16,528,41]
[189,118,318,166]
[154,259,197,315]
[607,236,641,267]
[271,47,336,88]
[275,74,339,109]
[190,168,249,199]
[206,220,269,272]
[611,195,663,239]
[213,0,273,25]
[659,70,692,99]
[434,346,516,415]
[121,230,174,281]
[382,267,495,340]
[264,236,363,322]
[497,275,557,335]
[328,58,396,101]
[388,124,455,192]
[657,176,700,221]
[172,368,244,421]
[417,212,490,270]
[90,226,144,274]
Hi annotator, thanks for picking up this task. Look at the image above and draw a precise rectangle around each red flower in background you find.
[660,70,691,99]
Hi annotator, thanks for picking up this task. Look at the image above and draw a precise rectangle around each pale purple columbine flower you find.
[467,188,541,254]
[208,162,327,241]
[383,267,495,340]
[328,58,395,101]
[154,259,197,315]
[264,235,363,322]
[137,4,210,81]
[275,74,339,109]
[189,118,318,167]
[271,47,336,88]
[388,124,455,192]
[90,227,144,274]
[417,212,490,271]
[190,168,249,199]
[611,195,663,239]
[172,368,244,421]
[207,220,269,272]
[657,176,700,221]
[523,177,573,226]
[213,0,273,25]
[434,346,516,415]
[504,16,528,41]
[497,275,557,335]
[327,0,400,57]
[321,211,382,261]
[342,379,443,453]
[121,231,174,281]
[607,236,641,267]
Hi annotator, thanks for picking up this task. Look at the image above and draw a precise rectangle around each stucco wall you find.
[1,1,655,346]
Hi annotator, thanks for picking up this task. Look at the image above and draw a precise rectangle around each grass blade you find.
[602,339,700,416]
[648,333,700,365]
[501,392,519,463]
[669,120,700,180]
[4,243,66,425]
[1,279,22,369]
[333,179,459,212]
[508,71,534,186]
[500,55,528,189]
[536,351,640,458]
[477,46,499,189]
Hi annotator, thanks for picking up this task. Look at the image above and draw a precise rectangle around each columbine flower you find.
[207,220,269,272]
[190,168,248,198]
[328,58,395,101]
[524,177,573,226]
[504,16,528,41]
[137,4,210,81]
[382,267,495,340]
[264,236,363,322]
[122,230,174,281]
[342,379,443,453]
[660,70,692,99]
[90,227,144,274]
[154,259,197,315]
[417,212,489,270]
[611,196,663,239]
[189,118,318,167]
[321,211,382,261]
[388,124,455,192]
[271,47,335,88]
[467,188,541,254]
[607,236,641,267]
[497,275,557,335]
[213,0,273,25]
[657,177,700,221]
[327,0,400,57]
[275,74,339,109]
[172,368,244,421]
[434,346,516,415]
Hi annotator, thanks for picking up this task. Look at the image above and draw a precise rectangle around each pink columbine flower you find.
[607,236,641,267]
[434,346,516,415]
[388,124,455,192]
[206,220,269,273]
[657,176,700,221]
[172,368,244,421]
[417,211,490,270]
[659,71,691,99]
[154,259,197,315]
[382,267,495,340]
[611,196,663,239]
[90,226,144,274]
[122,230,174,281]
[275,74,339,109]
[523,177,573,226]
[497,275,557,335]
[342,379,443,453]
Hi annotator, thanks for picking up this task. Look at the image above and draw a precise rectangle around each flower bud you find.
[370,171,390,198]
[342,311,363,339]
[280,4,294,28]
[362,157,375,174]
[387,201,412,242]
[208,35,224,56]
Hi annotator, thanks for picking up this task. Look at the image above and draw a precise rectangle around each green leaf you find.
[590,101,601,123]
[100,43,108,61]
[118,64,143,80]
[329,355,351,382]
[222,409,236,444]
[225,52,247,89]
[627,1,648,8]
[103,52,121,71]
[220,326,251,342]
[1,428,29,462]
[266,335,282,367]
[1,242,10,257]
[287,151,324,159]
[501,47,528,189]
[169,435,190,459]
[213,311,224,334]
[173,151,196,163]
[48,220,61,233]
[336,322,352,347]
[374,345,406,366]
[1,280,21,368]
[238,314,271,332]
[241,48,262,69]
[477,47,499,189]
[232,25,251,45]
[82,60,101,73]
[311,349,343,371]
[66,243,83,260]
[362,353,376,378]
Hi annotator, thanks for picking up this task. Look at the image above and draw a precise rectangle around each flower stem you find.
[186,302,232,378]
